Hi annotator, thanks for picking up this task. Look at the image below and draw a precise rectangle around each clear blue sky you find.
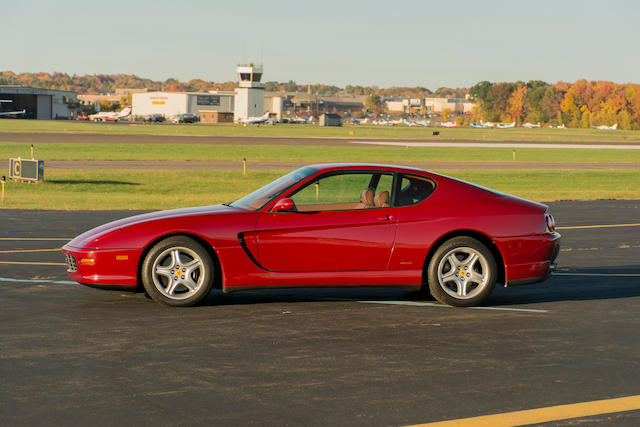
[2,0,639,89]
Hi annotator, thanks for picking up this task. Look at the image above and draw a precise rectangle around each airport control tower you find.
[234,63,264,122]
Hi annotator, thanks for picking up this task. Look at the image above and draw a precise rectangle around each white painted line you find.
[557,223,640,230]
[348,299,547,313]
[553,272,640,277]
[0,277,76,285]
[350,141,640,150]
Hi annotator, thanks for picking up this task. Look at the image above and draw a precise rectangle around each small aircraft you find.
[0,109,26,117]
[0,99,27,117]
[439,121,458,128]
[548,124,566,129]
[468,122,485,128]
[89,105,132,122]
[240,112,272,125]
[497,122,516,128]
[593,123,618,130]
[522,122,541,128]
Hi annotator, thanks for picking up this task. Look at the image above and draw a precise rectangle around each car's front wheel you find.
[427,237,497,307]
[141,236,214,306]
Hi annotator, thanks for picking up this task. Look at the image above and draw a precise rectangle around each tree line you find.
[0,71,466,100]
[469,80,640,129]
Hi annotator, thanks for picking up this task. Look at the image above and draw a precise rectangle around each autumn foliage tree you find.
[469,79,640,129]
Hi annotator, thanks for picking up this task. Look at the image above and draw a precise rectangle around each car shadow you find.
[200,265,640,308]
[487,265,640,306]
[200,287,428,307]
[47,179,140,186]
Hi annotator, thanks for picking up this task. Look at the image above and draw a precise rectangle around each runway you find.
[4,131,640,147]
[43,159,640,170]
[1,200,639,425]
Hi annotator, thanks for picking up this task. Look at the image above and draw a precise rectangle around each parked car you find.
[143,114,165,122]
[171,113,198,124]
[62,164,560,307]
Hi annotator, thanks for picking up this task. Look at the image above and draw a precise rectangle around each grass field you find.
[0,169,638,210]
[1,120,638,209]
[3,141,640,163]
[1,119,640,143]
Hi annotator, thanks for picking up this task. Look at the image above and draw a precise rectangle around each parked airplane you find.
[0,99,27,117]
[89,105,132,122]
[593,123,618,130]
[468,122,485,128]
[0,109,26,117]
[240,112,272,125]
[549,124,566,129]
[522,122,541,128]
[497,122,516,128]
[439,121,458,128]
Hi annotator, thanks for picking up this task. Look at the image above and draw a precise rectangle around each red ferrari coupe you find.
[63,164,560,307]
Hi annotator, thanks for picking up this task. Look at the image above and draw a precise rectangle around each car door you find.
[254,171,397,272]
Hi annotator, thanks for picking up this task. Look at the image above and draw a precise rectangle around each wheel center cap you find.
[459,269,466,277]
[176,269,183,276]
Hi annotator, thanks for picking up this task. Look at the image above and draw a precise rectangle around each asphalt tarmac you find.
[1,200,639,426]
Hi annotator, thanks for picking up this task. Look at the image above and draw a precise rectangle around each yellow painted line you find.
[558,223,640,230]
[0,261,66,266]
[0,248,61,253]
[0,237,71,241]
[408,394,640,427]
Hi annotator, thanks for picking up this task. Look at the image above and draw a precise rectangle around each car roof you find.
[307,163,429,175]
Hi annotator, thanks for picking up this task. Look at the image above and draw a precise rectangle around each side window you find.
[397,175,435,207]
[291,172,393,212]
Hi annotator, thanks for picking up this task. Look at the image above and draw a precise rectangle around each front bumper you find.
[62,245,140,287]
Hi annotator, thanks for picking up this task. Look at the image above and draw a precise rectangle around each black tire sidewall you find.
[141,236,214,307]
[427,237,497,307]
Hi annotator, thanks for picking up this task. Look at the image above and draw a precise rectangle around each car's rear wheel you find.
[141,236,214,306]
[427,237,497,307]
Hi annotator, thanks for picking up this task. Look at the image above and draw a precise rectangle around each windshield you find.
[230,166,317,211]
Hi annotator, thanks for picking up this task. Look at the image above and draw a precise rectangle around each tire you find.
[427,237,497,307]
[141,236,214,306]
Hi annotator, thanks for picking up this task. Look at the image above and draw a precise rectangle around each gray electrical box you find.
[9,158,45,182]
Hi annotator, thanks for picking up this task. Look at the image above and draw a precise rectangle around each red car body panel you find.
[62,164,560,293]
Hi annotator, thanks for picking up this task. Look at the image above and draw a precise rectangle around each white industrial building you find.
[132,90,234,118]
[132,63,280,122]
[0,86,79,119]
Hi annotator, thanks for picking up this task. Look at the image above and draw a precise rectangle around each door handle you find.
[377,215,393,221]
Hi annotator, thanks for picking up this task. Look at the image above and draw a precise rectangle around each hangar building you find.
[132,90,234,119]
[0,86,79,119]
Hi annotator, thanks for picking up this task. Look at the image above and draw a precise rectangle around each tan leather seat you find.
[358,188,375,209]
[374,190,389,207]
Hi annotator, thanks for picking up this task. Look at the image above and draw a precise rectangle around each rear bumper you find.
[495,232,561,286]
[62,245,140,287]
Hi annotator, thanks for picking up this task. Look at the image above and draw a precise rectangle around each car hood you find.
[66,204,237,249]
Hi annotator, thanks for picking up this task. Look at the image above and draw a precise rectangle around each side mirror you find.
[272,198,295,213]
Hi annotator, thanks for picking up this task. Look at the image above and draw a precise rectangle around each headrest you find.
[361,188,374,205]
[374,190,389,207]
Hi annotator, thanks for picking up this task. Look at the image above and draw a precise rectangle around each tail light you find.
[545,213,556,232]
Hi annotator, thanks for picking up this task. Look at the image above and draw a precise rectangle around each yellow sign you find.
[152,101,165,105]
[13,160,21,177]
